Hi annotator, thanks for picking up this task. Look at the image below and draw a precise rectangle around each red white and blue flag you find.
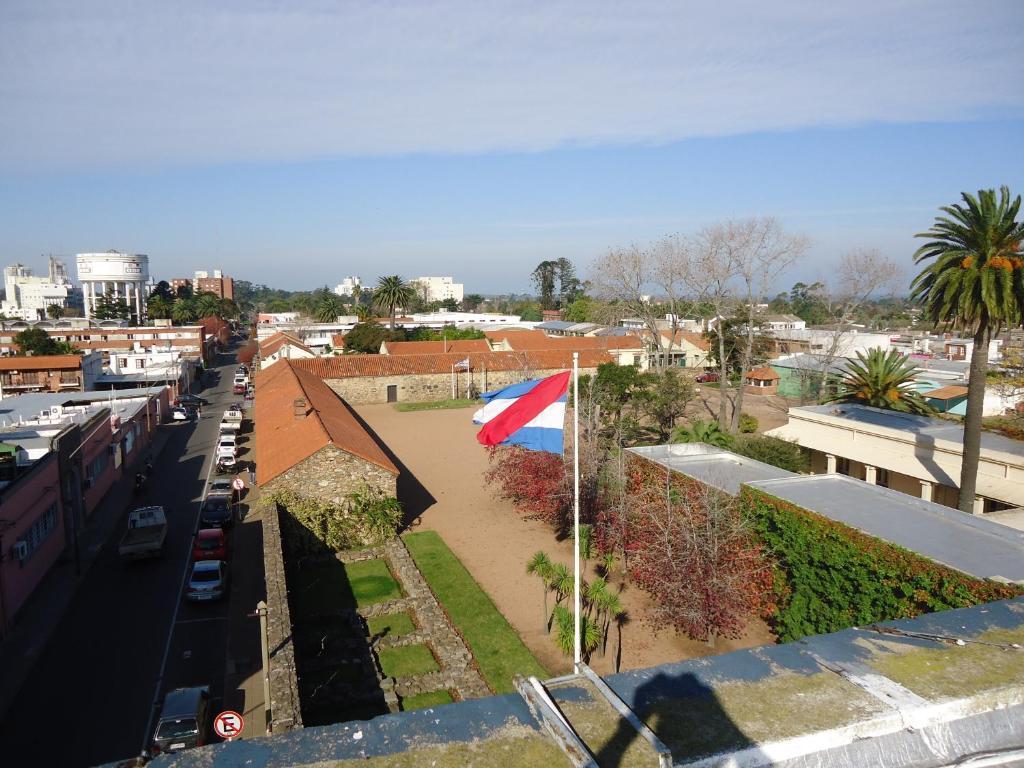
[473,371,569,454]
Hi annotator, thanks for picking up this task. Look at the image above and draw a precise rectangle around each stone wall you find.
[265,445,397,507]
[261,500,304,733]
[323,365,600,405]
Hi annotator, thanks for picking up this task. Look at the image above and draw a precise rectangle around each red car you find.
[696,372,720,383]
[192,528,228,562]
[232,384,246,394]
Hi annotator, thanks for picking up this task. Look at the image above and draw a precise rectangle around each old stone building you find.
[254,359,399,503]
[293,349,612,404]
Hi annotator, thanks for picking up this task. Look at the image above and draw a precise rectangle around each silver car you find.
[186,560,228,601]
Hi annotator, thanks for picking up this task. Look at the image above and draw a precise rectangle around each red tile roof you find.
[382,339,492,355]
[331,334,346,349]
[259,332,314,358]
[747,366,780,381]
[485,329,644,352]
[293,349,613,378]
[254,360,398,485]
[0,354,83,371]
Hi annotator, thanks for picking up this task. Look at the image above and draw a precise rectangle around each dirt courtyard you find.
[356,403,776,678]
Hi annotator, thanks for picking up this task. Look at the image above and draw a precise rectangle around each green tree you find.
[462,293,485,311]
[45,304,65,320]
[375,275,415,329]
[562,297,593,322]
[14,327,59,355]
[170,297,197,325]
[219,298,240,319]
[642,368,697,441]
[671,419,735,449]
[194,292,222,319]
[314,292,344,323]
[825,348,935,415]
[911,187,1024,513]
[149,280,174,301]
[526,552,554,633]
[733,434,809,473]
[519,305,542,322]
[342,322,406,354]
[93,290,130,321]
[551,605,601,663]
[147,295,172,320]
[531,260,558,309]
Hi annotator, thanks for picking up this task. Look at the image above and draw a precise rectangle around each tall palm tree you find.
[147,295,172,320]
[195,292,222,319]
[375,275,414,329]
[314,293,344,323]
[911,187,1024,513]
[354,303,374,323]
[170,298,197,325]
[670,419,734,449]
[526,552,553,633]
[825,348,935,415]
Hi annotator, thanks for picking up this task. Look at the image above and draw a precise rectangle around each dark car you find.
[200,493,234,528]
[174,393,206,407]
[151,686,211,754]
[192,528,228,561]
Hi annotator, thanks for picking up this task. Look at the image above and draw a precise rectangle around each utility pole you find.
[249,601,271,733]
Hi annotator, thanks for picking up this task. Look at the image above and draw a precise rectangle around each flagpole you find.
[572,351,581,671]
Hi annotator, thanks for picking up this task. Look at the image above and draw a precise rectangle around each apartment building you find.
[0,324,210,363]
[1,261,71,321]
[0,353,103,394]
[194,269,234,300]
[411,276,464,304]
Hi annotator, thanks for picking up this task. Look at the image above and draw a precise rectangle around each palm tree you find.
[147,295,172,320]
[825,348,934,415]
[573,524,594,571]
[589,582,623,658]
[551,605,601,663]
[671,419,734,449]
[195,293,222,319]
[911,187,1024,513]
[46,304,65,320]
[219,298,240,319]
[314,293,344,323]
[375,275,415,329]
[355,303,374,323]
[170,298,197,325]
[526,552,553,633]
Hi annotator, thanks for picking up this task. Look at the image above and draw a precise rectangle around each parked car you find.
[200,493,234,528]
[696,372,720,383]
[215,455,238,474]
[171,407,190,422]
[151,686,212,754]
[174,393,206,407]
[192,528,228,561]
[217,434,238,457]
[208,477,241,502]
[232,383,246,395]
[186,560,229,601]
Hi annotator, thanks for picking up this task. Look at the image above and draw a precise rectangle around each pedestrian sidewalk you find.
[0,427,173,721]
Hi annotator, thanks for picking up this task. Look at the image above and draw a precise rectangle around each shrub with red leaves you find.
[485,445,572,532]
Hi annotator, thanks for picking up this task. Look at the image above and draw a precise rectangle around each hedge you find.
[741,487,1022,642]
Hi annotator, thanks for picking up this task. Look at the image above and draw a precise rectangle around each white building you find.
[411,276,464,304]
[333,276,362,297]
[76,251,150,323]
[1,262,71,321]
[97,347,199,391]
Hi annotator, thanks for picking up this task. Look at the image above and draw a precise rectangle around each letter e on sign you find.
[214,710,244,740]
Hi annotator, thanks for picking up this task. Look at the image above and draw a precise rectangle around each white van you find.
[217,434,238,457]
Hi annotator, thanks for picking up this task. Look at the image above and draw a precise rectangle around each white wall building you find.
[333,276,362,297]
[76,251,150,323]
[1,263,71,321]
[411,276,464,304]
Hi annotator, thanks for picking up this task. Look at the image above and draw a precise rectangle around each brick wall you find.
[321,365,599,405]
[264,445,397,507]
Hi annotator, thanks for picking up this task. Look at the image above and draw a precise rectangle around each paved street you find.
[1,350,249,767]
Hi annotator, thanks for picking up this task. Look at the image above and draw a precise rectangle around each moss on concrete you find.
[643,671,884,759]
[318,726,570,768]
[871,627,1024,700]
[551,680,661,767]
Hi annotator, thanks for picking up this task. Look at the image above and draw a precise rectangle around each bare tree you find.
[591,238,692,368]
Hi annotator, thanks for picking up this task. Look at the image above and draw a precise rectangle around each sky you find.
[1,0,1022,295]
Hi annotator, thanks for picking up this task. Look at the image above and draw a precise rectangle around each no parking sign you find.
[214,710,244,740]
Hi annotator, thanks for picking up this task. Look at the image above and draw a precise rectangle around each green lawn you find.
[401,689,454,711]
[367,611,416,639]
[345,559,403,607]
[378,644,440,678]
[393,398,479,412]
[404,531,548,693]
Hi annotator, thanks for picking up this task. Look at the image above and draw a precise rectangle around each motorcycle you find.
[134,472,146,493]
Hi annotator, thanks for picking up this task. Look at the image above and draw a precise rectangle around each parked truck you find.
[119,506,168,561]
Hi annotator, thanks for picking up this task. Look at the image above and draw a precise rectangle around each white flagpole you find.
[572,351,581,671]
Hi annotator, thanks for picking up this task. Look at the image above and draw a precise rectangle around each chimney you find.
[293,397,308,419]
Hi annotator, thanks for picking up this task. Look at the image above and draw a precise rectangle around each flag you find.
[454,357,470,371]
[473,371,570,454]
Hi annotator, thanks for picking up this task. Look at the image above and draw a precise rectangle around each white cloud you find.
[1,0,1021,170]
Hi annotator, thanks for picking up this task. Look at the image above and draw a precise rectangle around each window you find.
[118,357,128,368]
[135,359,146,369]
[86,451,109,486]
[20,503,59,562]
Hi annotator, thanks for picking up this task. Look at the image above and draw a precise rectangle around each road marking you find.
[140,365,227,756]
